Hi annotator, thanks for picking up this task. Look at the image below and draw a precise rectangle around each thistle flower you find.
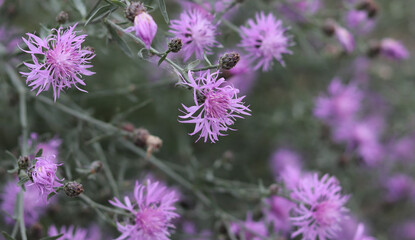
[230,213,268,240]
[379,38,410,60]
[1,180,48,226]
[30,155,63,198]
[263,196,295,233]
[290,173,349,240]
[179,70,251,143]
[48,225,101,240]
[239,12,292,71]
[20,24,95,101]
[125,5,157,50]
[346,10,375,35]
[0,25,21,54]
[29,133,62,161]
[270,148,302,189]
[278,0,322,22]
[169,9,218,61]
[109,180,179,240]
[384,174,415,202]
[314,78,362,124]
[335,25,355,53]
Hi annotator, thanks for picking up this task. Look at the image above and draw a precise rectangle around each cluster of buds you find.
[125,1,157,49]
[356,0,379,18]
[122,123,163,157]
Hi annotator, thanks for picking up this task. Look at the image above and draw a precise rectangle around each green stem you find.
[192,64,220,72]
[79,194,128,216]
[92,143,120,197]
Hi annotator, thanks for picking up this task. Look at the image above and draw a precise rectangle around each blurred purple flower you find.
[383,174,415,202]
[48,225,101,240]
[346,10,375,35]
[182,221,212,240]
[1,180,48,226]
[390,136,415,162]
[109,180,179,240]
[30,155,63,199]
[379,38,410,60]
[169,9,218,61]
[222,52,257,95]
[239,12,292,71]
[28,133,62,161]
[263,196,295,233]
[290,173,349,240]
[335,25,355,53]
[175,0,238,20]
[0,25,21,54]
[314,78,362,125]
[179,70,251,143]
[20,24,95,101]
[126,12,157,49]
[231,213,268,240]
[278,0,322,22]
[393,220,415,240]
[269,148,302,189]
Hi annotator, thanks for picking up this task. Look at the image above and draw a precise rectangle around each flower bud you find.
[168,38,182,53]
[89,161,103,174]
[56,11,69,24]
[219,52,240,70]
[357,0,379,18]
[18,156,29,170]
[268,183,279,195]
[125,1,146,22]
[367,41,381,58]
[322,19,336,36]
[133,12,158,49]
[133,128,150,147]
[64,181,84,197]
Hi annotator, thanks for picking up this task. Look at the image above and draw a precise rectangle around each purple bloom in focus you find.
[126,12,157,49]
[290,173,349,240]
[314,78,362,124]
[270,148,302,189]
[109,180,179,240]
[379,38,410,60]
[1,180,48,226]
[48,225,101,240]
[30,156,63,199]
[239,12,292,71]
[169,9,218,61]
[179,70,251,143]
[20,24,95,101]
[263,196,295,233]
[335,25,355,53]
[231,213,268,240]
[346,10,375,35]
[384,174,415,202]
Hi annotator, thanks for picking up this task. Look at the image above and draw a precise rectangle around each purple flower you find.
[48,225,101,240]
[390,136,415,162]
[352,223,377,240]
[231,213,268,240]
[278,0,322,22]
[379,38,410,60]
[1,180,48,226]
[126,12,157,49]
[28,133,62,161]
[109,180,179,240]
[179,70,251,143]
[239,12,292,71]
[269,148,302,189]
[20,24,95,101]
[0,25,21,54]
[263,196,295,233]
[30,156,63,199]
[346,10,375,35]
[383,174,415,202]
[393,220,415,240]
[334,25,355,53]
[290,173,349,240]
[169,9,218,61]
[182,221,212,240]
[314,78,362,124]
[175,0,238,20]
[222,52,257,95]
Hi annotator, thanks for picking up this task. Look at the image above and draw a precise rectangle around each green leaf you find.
[137,48,151,59]
[40,234,64,240]
[72,0,87,18]
[47,192,57,201]
[7,167,18,174]
[106,23,134,58]
[17,174,30,187]
[157,53,168,66]
[1,231,16,240]
[108,0,126,7]
[157,0,169,24]
[35,148,43,158]
[85,4,114,26]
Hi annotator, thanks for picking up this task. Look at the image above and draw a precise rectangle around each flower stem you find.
[191,64,220,72]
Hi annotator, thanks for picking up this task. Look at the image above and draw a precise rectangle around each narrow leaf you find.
[137,48,150,59]
[85,4,113,26]
[72,0,87,18]
[1,231,16,240]
[187,59,201,70]
[5,150,18,161]
[47,192,57,201]
[158,53,168,66]
[106,24,134,58]
[109,0,126,7]
[40,234,64,240]
[157,0,169,24]
[35,148,43,158]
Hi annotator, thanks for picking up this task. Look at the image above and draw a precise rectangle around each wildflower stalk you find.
[79,194,129,216]
[92,143,120,197]
[192,64,220,72]
[5,64,27,240]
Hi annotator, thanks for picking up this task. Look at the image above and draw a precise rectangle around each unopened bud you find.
[133,128,150,147]
[168,38,182,53]
[56,11,69,24]
[18,156,29,170]
[219,52,240,70]
[89,161,103,174]
[125,1,146,22]
[367,41,381,58]
[357,0,379,18]
[122,122,136,132]
[322,19,336,37]
[29,223,43,239]
[268,183,279,195]
[64,181,84,197]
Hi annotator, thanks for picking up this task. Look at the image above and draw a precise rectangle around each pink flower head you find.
[126,12,157,49]
[0,25,21,54]
[383,174,415,202]
[30,156,63,199]
[346,10,376,35]
[169,9,218,61]
[278,0,322,22]
[109,180,179,240]
[231,213,268,240]
[290,173,350,240]
[314,78,362,124]
[20,24,95,101]
[269,148,303,189]
[48,225,101,240]
[334,25,355,53]
[379,38,410,60]
[239,12,292,71]
[179,70,251,143]
[1,180,48,226]
[28,133,62,161]
[263,196,295,233]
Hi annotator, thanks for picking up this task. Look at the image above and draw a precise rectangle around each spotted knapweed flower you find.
[270,148,302,189]
[379,38,410,60]
[125,3,157,49]
[231,213,268,240]
[0,25,21,54]
[20,24,95,101]
[179,70,251,143]
[239,12,292,71]
[109,180,179,240]
[263,196,295,233]
[48,225,101,240]
[346,10,375,35]
[314,78,362,125]
[290,173,349,240]
[1,180,48,226]
[28,133,62,161]
[30,155,63,199]
[384,174,415,202]
[169,9,218,61]
[278,0,321,22]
